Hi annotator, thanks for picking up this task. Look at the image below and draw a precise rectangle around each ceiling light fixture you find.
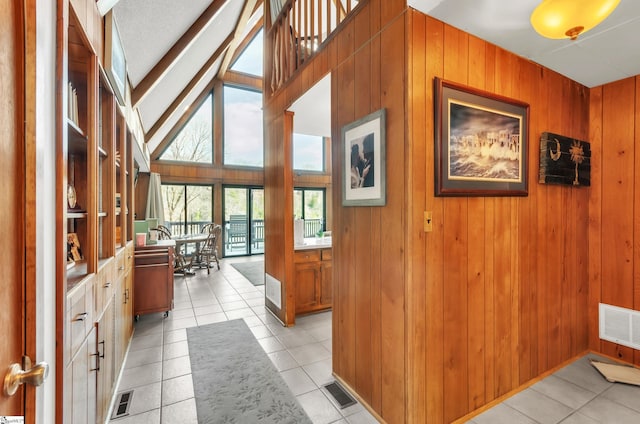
[530,0,621,40]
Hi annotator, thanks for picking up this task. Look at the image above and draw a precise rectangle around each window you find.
[161,184,213,236]
[159,94,213,163]
[293,188,326,237]
[230,29,263,77]
[223,86,263,167]
[293,133,324,172]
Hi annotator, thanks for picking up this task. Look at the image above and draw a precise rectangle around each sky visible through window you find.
[224,86,263,167]
[293,133,324,171]
[230,29,263,77]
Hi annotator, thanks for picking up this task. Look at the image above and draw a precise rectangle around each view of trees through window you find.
[162,184,213,235]
[223,85,263,167]
[159,94,213,163]
[293,133,324,171]
[294,188,325,236]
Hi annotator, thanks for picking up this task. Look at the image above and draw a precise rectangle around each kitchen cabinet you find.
[294,247,332,314]
[134,240,175,319]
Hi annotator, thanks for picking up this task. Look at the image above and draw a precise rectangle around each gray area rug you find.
[230,261,264,286]
[187,319,311,424]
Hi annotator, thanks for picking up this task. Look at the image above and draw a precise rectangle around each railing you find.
[303,218,324,237]
[268,0,360,93]
[166,221,211,236]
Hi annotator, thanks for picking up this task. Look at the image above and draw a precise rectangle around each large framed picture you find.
[105,11,127,106]
[342,109,386,206]
[434,78,529,196]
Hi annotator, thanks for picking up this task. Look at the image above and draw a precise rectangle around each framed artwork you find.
[434,78,529,196]
[342,109,386,206]
[105,11,127,106]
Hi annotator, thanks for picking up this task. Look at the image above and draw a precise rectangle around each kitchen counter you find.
[294,237,332,251]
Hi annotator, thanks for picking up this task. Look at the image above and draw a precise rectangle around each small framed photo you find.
[342,108,386,206]
[434,78,529,196]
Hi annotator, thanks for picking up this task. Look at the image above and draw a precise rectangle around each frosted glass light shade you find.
[531,0,621,40]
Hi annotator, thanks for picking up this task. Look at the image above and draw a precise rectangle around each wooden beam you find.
[96,0,123,16]
[145,32,233,145]
[132,0,228,108]
[217,0,260,79]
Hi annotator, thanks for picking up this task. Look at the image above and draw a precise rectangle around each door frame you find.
[222,185,264,256]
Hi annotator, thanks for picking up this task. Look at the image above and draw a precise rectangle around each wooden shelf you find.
[66,260,88,290]
[68,120,88,154]
[68,211,88,219]
[98,211,108,218]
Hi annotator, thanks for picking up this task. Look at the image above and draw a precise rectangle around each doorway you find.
[223,186,264,256]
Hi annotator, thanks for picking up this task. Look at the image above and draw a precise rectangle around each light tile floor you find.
[467,352,640,424]
[108,256,378,424]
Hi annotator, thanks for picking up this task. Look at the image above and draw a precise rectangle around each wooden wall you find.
[267,3,601,424]
[407,10,590,423]
[264,0,407,421]
[589,76,640,367]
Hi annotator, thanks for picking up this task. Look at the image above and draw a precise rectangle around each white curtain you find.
[145,172,165,225]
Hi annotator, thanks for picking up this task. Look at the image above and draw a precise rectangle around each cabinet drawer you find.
[116,249,126,276]
[135,249,170,266]
[67,280,89,360]
[294,250,320,263]
[321,249,332,261]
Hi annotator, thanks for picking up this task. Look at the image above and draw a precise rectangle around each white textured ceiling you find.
[408,0,640,88]
[112,0,246,154]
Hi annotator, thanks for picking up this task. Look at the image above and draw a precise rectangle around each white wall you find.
[35,0,57,422]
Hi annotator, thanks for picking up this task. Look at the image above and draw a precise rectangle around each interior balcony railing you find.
[267,0,361,94]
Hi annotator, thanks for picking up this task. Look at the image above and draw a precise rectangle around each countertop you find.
[294,237,332,251]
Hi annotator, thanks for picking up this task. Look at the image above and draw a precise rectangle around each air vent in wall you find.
[265,273,282,309]
[111,390,134,420]
[599,303,640,350]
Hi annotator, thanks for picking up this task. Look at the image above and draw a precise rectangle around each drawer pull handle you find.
[104,282,111,288]
[98,341,105,358]
[118,265,125,271]
[73,312,88,322]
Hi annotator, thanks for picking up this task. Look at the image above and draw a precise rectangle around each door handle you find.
[4,356,49,396]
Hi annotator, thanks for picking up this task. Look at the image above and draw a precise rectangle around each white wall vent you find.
[599,303,640,350]
[265,273,282,309]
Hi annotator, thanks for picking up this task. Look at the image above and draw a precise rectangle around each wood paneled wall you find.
[589,76,640,367]
[408,10,590,423]
[265,3,594,423]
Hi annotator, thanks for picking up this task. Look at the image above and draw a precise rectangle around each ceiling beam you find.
[132,0,228,108]
[145,33,234,144]
[217,0,260,79]
[96,0,123,16]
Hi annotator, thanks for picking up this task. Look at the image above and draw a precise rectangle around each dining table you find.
[172,232,209,274]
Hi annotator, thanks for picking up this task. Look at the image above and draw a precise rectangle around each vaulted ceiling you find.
[106,0,262,156]
[103,0,640,157]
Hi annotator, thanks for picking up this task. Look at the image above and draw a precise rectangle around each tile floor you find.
[467,352,640,424]
[108,256,378,424]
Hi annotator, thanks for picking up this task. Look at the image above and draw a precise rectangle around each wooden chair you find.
[196,224,221,274]
[155,224,190,274]
[156,225,172,240]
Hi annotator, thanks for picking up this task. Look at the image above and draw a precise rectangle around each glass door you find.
[223,186,264,256]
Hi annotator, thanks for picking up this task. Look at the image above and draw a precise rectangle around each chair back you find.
[200,224,221,254]
[156,225,172,240]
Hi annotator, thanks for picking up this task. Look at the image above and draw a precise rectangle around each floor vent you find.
[324,382,357,409]
[111,390,134,420]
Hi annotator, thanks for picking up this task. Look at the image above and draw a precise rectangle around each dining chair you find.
[155,224,190,274]
[196,223,221,274]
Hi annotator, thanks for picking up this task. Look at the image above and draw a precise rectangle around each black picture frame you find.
[434,78,529,196]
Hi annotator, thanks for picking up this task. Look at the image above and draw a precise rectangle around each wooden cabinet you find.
[294,248,332,315]
[66,325,97,424]
[96,296,115,424]
[134,241,175,318]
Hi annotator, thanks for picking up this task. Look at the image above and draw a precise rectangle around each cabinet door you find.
[320,261,332,307]
[295,262,319,313]
[96,298,115,424]
[70,326,97,424]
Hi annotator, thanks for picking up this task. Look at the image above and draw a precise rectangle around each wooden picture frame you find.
[342,109,386,206]
[434,78,529,196]
[105,11,127,106]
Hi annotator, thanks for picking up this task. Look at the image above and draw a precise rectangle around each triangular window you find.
[159,93,213,163]
[230,29,263,77]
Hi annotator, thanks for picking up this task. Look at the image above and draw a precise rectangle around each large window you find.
[159,94,213,163]
[162,184,213,236]
[230,28,263,77]
[294,188,326,237]
[293,133,324,172]
[223,86,263,167]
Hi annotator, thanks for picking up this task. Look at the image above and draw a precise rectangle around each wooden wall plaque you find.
[539,132,591,186]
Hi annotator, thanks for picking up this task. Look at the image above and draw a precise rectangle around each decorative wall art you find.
[434,78,529,196]
[539,132,591,186]
[342,109,386,206]
[105,11,127,106]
